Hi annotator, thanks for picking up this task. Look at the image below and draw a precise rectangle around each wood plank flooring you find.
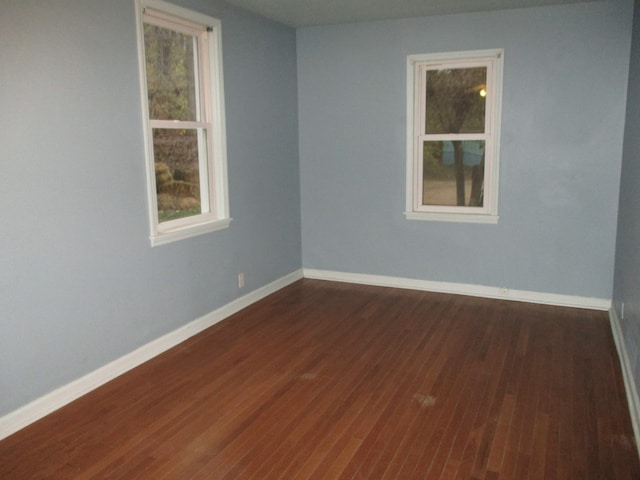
[1,279,638,479]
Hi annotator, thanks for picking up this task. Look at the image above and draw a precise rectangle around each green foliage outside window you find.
[144,23,202,221]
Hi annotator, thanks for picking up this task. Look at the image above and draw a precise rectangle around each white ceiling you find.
[222,0,595,27]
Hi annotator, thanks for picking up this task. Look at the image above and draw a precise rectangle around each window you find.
[136,0,230,246]
[405,49,503,223]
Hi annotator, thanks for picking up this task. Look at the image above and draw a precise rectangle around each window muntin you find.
[136,0,229,245]
[406,50,503,223]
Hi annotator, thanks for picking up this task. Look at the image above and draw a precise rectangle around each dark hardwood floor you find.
[1,279,638,479]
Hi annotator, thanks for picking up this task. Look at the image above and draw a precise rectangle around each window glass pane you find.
[144,24,198,121]
[422,140,485,207]
[425,67,486,134]
[153,128,204,222]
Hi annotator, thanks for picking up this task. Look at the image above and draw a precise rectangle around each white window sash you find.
[406,49,503,223]
[143,8,208,36]
[149,120,210,129]
[136,0,230,246]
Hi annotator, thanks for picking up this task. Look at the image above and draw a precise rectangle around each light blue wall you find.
[0,0,300,417]
[614,0,640,402]
[297,0,633,299]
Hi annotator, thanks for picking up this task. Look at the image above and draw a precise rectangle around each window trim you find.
[135,0,230,246]
[405,49,504,224]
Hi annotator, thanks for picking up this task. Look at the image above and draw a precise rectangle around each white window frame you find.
[405,49,504,224]
[135,0,230,246]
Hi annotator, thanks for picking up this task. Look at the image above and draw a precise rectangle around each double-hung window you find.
[406,49,503,223]
[136,0,229,246]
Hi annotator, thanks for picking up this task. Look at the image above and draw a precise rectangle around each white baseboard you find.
[609,308,640,459]
[0,269,303,441]
[302,268,611,310]
[0,267,612,441]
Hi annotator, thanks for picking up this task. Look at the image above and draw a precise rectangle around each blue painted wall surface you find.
[297,1,633,299]
[0,0,300,416]
[614,0,640,403]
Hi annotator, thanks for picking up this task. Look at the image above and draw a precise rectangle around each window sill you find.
[404,211,499,224]
[150,217,232,247]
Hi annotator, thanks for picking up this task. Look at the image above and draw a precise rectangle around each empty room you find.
[1,0,640,478]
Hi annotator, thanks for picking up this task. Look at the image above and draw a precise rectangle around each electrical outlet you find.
[238,273,245,289]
